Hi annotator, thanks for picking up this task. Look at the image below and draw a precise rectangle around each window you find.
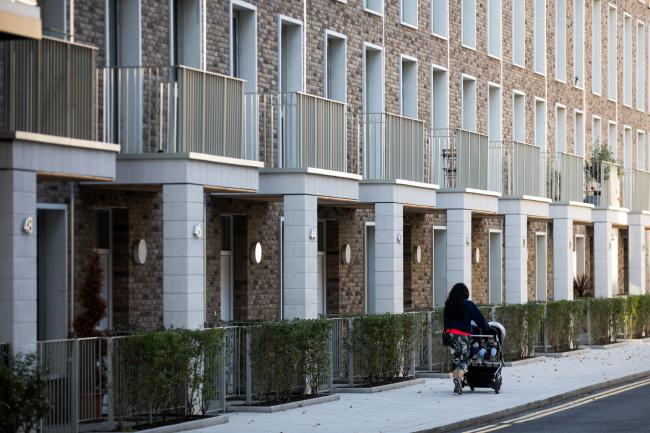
[462,0,476,48]
[42,0,67,39]
[608,121,617,158]
[364,44,383,113]
[512,0,524,66]
[401,56,418,118]
[592,0,602,94]
[488,0,501,58]
[624,127,632,169]
[325,31,346,102]
[556,105,567,153]
[512,92,525,142]
[572,0,584,86]
[279,17,303,93]
[172,0,202,68]
[638,131,647,170]
[431,66,448,129]
[624,14,632,106]
[592,116,602,150]
[555,0,567,82]
[365,0,383,14]
[637,21,646,111]
[488,84,501,142]
[401,0,417,27]
[607,5,617,100]
[574,111,584,156]
[107,0,141,67]
[231,1,256,92]
[431,0,447,37]
[535,99,546,152]
[534,0,546,73]
[462,75,477,131]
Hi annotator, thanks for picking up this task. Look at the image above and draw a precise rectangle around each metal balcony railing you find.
[545,152,585,202]
[362,112,426,183]
[0,37,97,140]
[250,92,348,172]
[584,159,624,208]
[624,169,650,212]
[494,140,542,197]
[102,66,247,159]
[431,129,500,192]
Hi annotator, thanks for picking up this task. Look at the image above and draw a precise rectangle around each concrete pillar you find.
[374,202,403,313]
[553,218,573,300]
[505,214,528,304]
[593,221,614,298]
[0,170,37,354]
[446,209,472,296]
[629,224,645,295]
[283,194,318,319]
[162,184,205,329]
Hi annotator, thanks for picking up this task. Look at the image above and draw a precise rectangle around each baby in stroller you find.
[464,322,506,393]
[469,321,505,362]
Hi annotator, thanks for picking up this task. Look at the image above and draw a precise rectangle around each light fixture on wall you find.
[309,228,317,240]
[396,231,404,244]
[133,239,148,265]
[22,216,33,235]
[474,247,480,264]
[250,242,263,264]
[341,244,352,264]
[413,245,422,264]
[466,235,471,245]
[193,223,202,239]
[522,238,526,247]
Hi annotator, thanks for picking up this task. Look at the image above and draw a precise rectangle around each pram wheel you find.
[470,386,475,392]
[493,377,502,394]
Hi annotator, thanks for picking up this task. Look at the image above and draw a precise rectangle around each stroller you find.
[463,322,506,394]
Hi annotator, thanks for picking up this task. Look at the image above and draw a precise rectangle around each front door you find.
[433,227,447,308]
[488,231,503,304]
[535,233,548,301]
[365,224,376,313]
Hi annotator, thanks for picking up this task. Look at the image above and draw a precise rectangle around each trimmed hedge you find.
[493,303,544,361]
[250,319,332,402]
[545,300,587,352]
[350,314,416,385]
[588,297,625,344]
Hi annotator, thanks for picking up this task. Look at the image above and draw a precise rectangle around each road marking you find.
[462,378,650,433]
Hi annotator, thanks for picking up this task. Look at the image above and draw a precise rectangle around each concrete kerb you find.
[88,415,228,433]
[503,356,546,367]
[584,341,630,350]
[335,378,425,393]
[535,347,591,358]
[226,394,340,413]
[416,372,453,379]
[416,369,650,433]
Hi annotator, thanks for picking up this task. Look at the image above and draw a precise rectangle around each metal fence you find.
[102,66,246,158]
[498,141,542,197]
[0,37,97,140]
[546,152,585,202]
[362,112,426,182]
[624,169,650,211]
[251,92,348,172]
[584,160,623,208]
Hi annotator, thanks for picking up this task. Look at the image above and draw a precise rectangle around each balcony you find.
[431,129,501,192]
[102,66,249,159]
[584,159,624,208]
[494,140,543,197]
[0,0,41,39]
[362,112,426,183]
[545,152,585,203]
[624,169,650,212]
[251,92,349,172]
[0,37,97,140]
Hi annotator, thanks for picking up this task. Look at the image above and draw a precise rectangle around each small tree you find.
[73,250,108,337]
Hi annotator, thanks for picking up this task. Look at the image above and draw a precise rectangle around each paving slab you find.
[187,342,650,433]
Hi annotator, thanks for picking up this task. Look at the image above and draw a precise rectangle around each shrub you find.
[73,250,107,337]
[545,300,587,352]
[250,319,332,402]
[350,314,415,385]
[573,274,594,298]
[0,353,51,433]
[430,309,452,372]
[588,298,625,344]
[493,303,544,361]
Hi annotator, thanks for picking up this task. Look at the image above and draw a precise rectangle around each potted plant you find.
[587,142,622,207]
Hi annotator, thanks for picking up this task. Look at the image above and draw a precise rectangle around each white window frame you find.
[555,103,568,154]
[324,29,347,103]
[400,54,419,118]
[534,97,547,151]
[533,0,546,75]
[608,121,618,159]
[230,0,257,92]
[364,0,384,16]
[592,0,602,95]
[362,41,385,114]
[592,115,602,149]
[461,73,477,131]
[607,4,617,101]
[572,0,584,88]
[623,12,632,107]
[512,0,525,67]
[637,130,647,170]
[487,0,501,59]
[401,0,418,29]
[277,14,305,93]
[637,20,646,112]
[431,0,448,39]
[555,0,567,83]
[512,90,526,142]
[574,109,585,156]
[430,64,449,130]
[461,0,476,50]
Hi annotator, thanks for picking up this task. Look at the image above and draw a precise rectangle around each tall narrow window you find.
[624,127,632,170]
[325,32,346,102]
[512,0,524,66]
[608,121,617,159]
[107,0,140,67]
[462,0,476,48]
[401,0,417,27]
[535,99,546,151]
[488,85,502,142]
[401,56,418,118]
[592,0,602,94]
[574,111,584,156]
[556,105,567,153]
[623,14,632,106]
[638,131,647,170]
[431,0,447,37]
[172,0,202,68]
[364,45,383,113]
[431,67,448,129]
[607,5,617,100]
[592,116,602,150]
[512,92,525,142]
[231,3,256,92]
[555,0,567,82]
[488,0,501,58]
[365,0,383,14]
[637,21,646,111]
[462,76,477,131]
[534,0,546,73]
[42,0,67,39]
[279,19,303,93]
[572,0,584,87]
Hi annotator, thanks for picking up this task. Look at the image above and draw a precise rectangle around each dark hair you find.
[444,283,470,321]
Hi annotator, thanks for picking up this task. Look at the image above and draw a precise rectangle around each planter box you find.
[226,394,339,413]
[335,378,425,393]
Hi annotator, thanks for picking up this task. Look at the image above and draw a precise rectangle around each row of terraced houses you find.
[3,0,650,355]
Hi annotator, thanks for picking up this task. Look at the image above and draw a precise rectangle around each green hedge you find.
[588,298,625,344]
[493,303,544,361]
[350,314,415,385]
[545,300,587,352]
[622,295,650,338]
[115,328,223,425]
[250,319,331,402]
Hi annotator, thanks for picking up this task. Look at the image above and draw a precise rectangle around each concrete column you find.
[374,202,403,313]
[553,218,574,300]
[505,214,528,304]
[0,170,37,354]
[629,224,645,295]
[162,184,205,329]
[446,209,472,296]
[283,194,318,319]
[593,221,614,298]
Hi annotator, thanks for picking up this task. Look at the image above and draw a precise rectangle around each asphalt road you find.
[459,379,650,433]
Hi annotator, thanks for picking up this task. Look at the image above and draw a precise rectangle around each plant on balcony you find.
[573,274,594,298]
[73,250,108,338]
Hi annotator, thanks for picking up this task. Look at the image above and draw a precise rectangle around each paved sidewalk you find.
[191,342,650,433]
